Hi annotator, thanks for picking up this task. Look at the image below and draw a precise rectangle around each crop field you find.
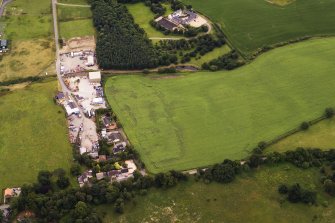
[105,38,335,173]
[181,0,335,56]
[126,3,177,38]
[57,5,94,39]
[98,164,335,222]
[0,79,73,193]
[0,0,54,81]
[267,118,335,153]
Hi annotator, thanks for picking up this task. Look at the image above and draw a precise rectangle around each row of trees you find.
[91,0,161,69]
[202,51,245,71]
[10,169,188,221]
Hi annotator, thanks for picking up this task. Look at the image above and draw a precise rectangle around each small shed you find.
[89,71,101,83]
[86,55,94,66]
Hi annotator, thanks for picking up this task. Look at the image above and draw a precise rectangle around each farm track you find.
[0,0,12,17]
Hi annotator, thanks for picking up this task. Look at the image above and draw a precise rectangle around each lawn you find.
[57,5,95,39]
[105,38,335,173]
[98,164,335,222]
[267,118,335,153]
[0,79,73,193]
[181,0,335,56]
[126,3,177,39]
[0,0,55,81]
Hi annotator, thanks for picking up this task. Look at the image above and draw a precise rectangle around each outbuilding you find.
[89,71,101,83]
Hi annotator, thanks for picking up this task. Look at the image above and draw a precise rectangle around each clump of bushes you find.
[278,183,317,205]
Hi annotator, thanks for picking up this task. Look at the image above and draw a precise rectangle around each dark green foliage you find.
[300,121,310,130]
[325,107,335,119]
[158,67,177,74]
[57,176,70,189]
[202,51,244,71]
[201,159,241,183]
[279,184,317,205]
[278,184,288,194]
[91,0,159,69]
[71,163,82,176]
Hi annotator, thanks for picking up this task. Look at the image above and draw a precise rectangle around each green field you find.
[0,0,55,81]
[0,79,73,192]
[126,3,177,38]
[98,164,335,223]
[0,0,52,40]
[267,118,335,153]
[181,0,335,56]
[57,4,94,39]
[105,38,335,173]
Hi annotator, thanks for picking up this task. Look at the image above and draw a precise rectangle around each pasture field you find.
[57,5,94,39]
[267,118,335,153]
[0,79,73,193]
[105,38,335,173]
[126,3,177,38]
[181,0,335,56]
[0,0,54,81]
[98,164,335,222]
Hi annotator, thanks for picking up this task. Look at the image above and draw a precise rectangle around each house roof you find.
[4,188,13,197]
[56,92,65,99]
[1,40,7,47]
[157,18,178,31]
[103,116,112,126]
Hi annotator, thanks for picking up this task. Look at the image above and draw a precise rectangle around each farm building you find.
[169,10,197,25]
[156,17,179,31]
[64,101,80,116]
[89,71,101,83]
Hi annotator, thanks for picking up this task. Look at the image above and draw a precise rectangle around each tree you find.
[71,163,82,176]
[72,201,90,220]
[278,184,288,194]
[114,198,125,213]
[38,170,52,185]
[300,122,309,131]
[325,107,334,119]
[57,176,70,189]
[324,179,335,196]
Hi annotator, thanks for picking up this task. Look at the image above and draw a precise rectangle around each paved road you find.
[56,2,90,7]
[0,0,13,17]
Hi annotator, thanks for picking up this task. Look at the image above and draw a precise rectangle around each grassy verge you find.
[105,38,335,173]
[97,164,335,222]
[0,79,73,194]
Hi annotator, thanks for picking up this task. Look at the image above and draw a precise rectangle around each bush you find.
[278,184,288,194]
[300,122,309,131]
[325,108,334,119]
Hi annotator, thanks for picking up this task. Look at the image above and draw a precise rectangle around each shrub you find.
[325,108,334,119]
[300,122,309,131]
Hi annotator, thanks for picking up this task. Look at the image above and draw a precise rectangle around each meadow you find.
[0,0,54,81]
[0,79,73,193]
[98,164,335,223]
[105,38,335,173]
[57,5,95,39]
[181,0,335,56]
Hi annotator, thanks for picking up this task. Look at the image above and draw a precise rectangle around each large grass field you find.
[0,0,55,81]
[105,38,335,173]
[98,164,335,223]
[0,79,73,193]
[181,0,335,56]
[57,5,95,39]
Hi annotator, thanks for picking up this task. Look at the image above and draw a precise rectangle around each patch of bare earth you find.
[60,35,96,53]
[266,0,296,6]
